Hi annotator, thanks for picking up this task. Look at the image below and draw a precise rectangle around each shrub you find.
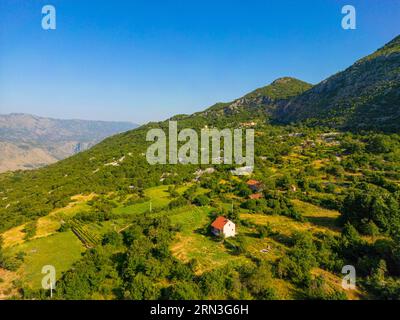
[193,195,210,206]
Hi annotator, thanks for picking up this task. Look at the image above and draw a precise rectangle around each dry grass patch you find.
[1,225,26,248]
[311,268,365,300]
[35,215,61,239]
[241,212,338,238]
[171,233,246,275]
[312,159,327,169]
[271,278,299,300]
[70,193,96,202]
[246,240,283,262]
[0,268,18,299]
[292,199,341,233]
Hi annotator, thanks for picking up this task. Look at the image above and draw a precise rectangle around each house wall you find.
[223,221,236,238]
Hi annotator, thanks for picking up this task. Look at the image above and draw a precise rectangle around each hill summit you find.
[244,77,313,100]
[198,77,312,121]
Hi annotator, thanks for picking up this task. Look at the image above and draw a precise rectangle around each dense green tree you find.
[163,282,201,300]
[277,232,318,286]
[193,195,210,206]
[339,184,400,236]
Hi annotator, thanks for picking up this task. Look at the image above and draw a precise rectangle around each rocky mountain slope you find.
[276,35,400,131]
[199,35,400,132]
[0,113,137,172]
[198,77,312,119]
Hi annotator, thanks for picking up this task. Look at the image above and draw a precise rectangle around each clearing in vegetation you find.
[8,231,85,289]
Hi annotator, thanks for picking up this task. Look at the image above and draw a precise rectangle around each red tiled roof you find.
[249,193,263,200]
[247,179,261,186]
[211,216,229,231]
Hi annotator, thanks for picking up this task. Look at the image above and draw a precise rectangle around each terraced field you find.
[70,219,101,248]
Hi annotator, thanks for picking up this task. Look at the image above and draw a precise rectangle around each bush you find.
[304,276,347,300]
[193,195,210,206]
[277,232,318,286]
[164,281,201,300]
[242,262,277,300]
[58,222,71,232]
[256,224,272,238]
[366,135,395,154]
[168,196,188,209]
[23,221,37,240]
[102,231,123,246]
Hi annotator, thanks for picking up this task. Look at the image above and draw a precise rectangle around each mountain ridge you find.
[0,113,138,172]
[276,35,400,131]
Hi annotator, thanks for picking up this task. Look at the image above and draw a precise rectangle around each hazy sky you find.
[0,0,399,124]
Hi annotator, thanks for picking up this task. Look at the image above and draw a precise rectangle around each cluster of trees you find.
[339,183,400,236]
[275,225,400,300]
[22,215,284,300]
[240,192,303,221]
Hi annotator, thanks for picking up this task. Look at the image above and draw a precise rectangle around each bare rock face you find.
[0,113,137,173]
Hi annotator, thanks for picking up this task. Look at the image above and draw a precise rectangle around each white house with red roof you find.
[211,216,236,238]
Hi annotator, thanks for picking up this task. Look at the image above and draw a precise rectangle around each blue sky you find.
[0,0,399,124]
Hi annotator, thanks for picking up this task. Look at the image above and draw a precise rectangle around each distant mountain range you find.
[0,113,137,172]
